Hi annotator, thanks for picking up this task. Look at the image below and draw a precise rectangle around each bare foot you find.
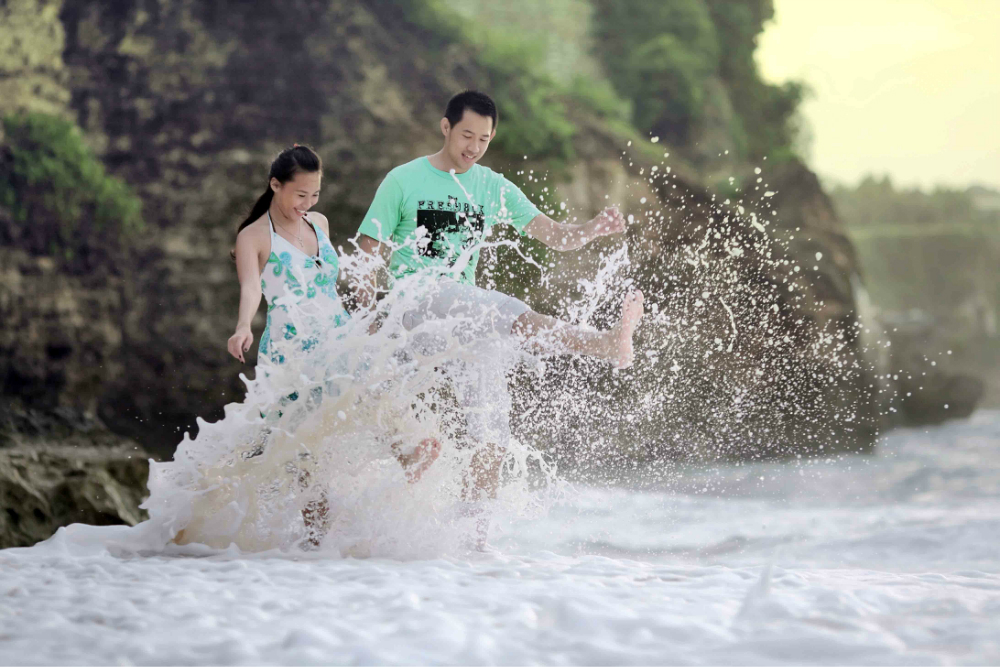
[613,290,644,369]
[403,437,441,483]
[301,495,330,548]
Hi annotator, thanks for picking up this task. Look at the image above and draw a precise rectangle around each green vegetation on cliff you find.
[591,0,804,161]
[443,0,805,168]
[832,176,999,323]
[403,0,646,178]
[831,176,999,229]
[400,0,575,172]
[833,176,999,406]
[589,1,718,146]
[0,112,143,271]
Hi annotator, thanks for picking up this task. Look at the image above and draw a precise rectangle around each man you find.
[355,90,643,504]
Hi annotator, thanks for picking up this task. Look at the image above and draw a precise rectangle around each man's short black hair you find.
[444,90,497,130]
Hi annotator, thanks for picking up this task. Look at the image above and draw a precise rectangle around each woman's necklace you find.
[268,209,304,249]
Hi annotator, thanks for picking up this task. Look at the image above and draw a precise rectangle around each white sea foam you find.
[1,412,996,664]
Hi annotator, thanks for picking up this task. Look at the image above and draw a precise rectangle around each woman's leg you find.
[392,437,441,483]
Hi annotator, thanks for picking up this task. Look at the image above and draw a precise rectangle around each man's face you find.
[443,109,495,171]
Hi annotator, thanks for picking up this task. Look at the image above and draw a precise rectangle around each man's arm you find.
[353,234,384,311]
[523,206,626,251]
[354,172,403,311]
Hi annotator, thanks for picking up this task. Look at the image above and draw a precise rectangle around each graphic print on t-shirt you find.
[415,197,486,263]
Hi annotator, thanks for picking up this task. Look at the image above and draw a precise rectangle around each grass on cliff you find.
[433,0,806,178]
[0,112,143,271]
[400,0,636,178]
[589,0,805,163]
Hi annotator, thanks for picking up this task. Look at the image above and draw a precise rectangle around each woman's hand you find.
[228,325,254,363]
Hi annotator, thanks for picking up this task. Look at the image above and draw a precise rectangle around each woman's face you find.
[271,170,321,220]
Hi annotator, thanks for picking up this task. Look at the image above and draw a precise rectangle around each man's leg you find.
[447,353,511,501]
[301,496,330,548]
[296,465,330,548]
[463,441,502,501]
[396,281,645,546]
[511,290,645,369]
[461,437,502,549]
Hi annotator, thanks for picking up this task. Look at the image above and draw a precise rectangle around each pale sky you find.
[757,0,1000,190]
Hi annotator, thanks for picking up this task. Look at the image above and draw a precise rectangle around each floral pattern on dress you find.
[258,222,349,364]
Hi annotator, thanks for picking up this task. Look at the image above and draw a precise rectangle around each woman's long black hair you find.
[231,144,322,259]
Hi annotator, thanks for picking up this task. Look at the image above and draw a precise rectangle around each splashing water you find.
[137,220,590,557]
[501,155,882,485]
[132,152,885,560]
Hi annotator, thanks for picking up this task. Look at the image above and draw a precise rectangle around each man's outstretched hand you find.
[524,206,628,251]
[591,206,627,237]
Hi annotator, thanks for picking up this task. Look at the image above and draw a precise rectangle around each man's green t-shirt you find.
[357,157,541,285]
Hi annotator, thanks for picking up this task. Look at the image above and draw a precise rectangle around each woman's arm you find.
[228,227,265,363]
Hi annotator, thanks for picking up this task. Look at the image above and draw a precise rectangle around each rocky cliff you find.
[0,437,148,548]
[1,0,882,468]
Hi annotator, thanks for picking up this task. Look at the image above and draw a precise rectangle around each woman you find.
[154,145,440,551]
[228,144,438,471]
[228,144,347,367]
